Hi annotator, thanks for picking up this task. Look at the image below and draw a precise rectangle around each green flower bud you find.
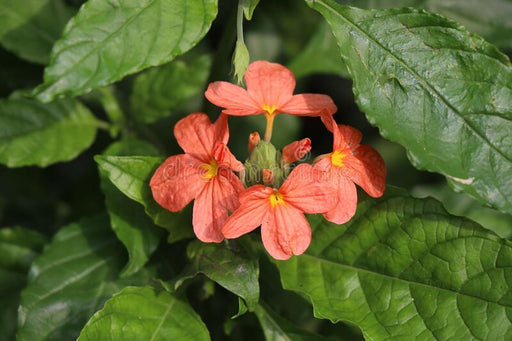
[244,141,285,187]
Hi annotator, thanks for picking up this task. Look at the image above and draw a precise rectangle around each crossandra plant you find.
[0,0,511,340]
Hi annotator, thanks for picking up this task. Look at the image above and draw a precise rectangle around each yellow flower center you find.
[201,159,218,179]
[330,150,346,168]
[262,104,278,116]
[269,191,285,208]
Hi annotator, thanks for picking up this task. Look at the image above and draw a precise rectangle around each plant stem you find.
[98,86,124,126]
[98,86,125,137]
[95,119,111,131]
[237,0,245,45]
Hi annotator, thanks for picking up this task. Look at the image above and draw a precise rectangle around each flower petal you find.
[192,179,225,243]
[343,145,386,197]
[280,164,337,214]
[193,170,245,243]
[281,138,311,164]
[205,81,262,116]
[279,94,337,116]
[321,112,361,150]
[174,113,217,160]
[150,154,205,212]
[323,176,358,224]
[336,124,362,150]
[222,185,272,239]
[213,141,244,172]
[261,205,312,260]
[216,170,245,212]
[245,61,295,109]
[213,113,229,145]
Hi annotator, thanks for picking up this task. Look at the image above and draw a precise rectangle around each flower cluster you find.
[151,61,386,260]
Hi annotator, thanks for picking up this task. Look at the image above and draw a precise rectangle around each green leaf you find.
[0,96,98,167]
[276,196,512,340]
[130,54,212,124]
[36,0,218,102]
[288,21,348,78]
[243,0,260,20]
[254,303,329,341]
[77,286,210,341]
[0,227,46,341]
[100,139,163,277]
[180,240,260,310]
[0,0,74,64]
[16,214,126,341]
[95,155,194,242]
[0,227,47,271]
[337,0,512,50]
[309,0,512,214]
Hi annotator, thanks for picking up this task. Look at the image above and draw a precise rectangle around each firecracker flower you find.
[205,60,337,141]
[150,113,244,243]
[222,163,337,260]
[314,113,386,224]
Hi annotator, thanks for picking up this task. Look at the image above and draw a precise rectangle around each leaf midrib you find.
[301,253,511,308]
[315,0,512,165]
[149,297,175,341]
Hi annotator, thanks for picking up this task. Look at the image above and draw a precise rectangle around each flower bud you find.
[282,138,311,164]
[262,169,274,186]
[244,141,284,187]
[248,132,261,155]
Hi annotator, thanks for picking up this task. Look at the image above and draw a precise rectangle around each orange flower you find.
[222,164,337,260]
[205,61,337,141]
[314,114,386,224]
[150,113,244,242]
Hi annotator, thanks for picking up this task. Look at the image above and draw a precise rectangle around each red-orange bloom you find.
[150,113,244,243]
[315,114,386,224]
[205,61,337,141]
[222,164,337,260]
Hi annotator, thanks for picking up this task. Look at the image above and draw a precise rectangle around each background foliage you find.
[0,0,511,340]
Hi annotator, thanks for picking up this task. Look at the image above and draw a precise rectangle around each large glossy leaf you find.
[95,155,194,242]
[36,0,218,102]
[77,286,210,340]
[0,0,73,64]
[100,139,163,277]
[16,215,126,341]
[0,227,46,341]
[309,0,512,214]
[338,0,512,50]
[130,54,212,124]
[276,196,512,340]
[0,96,98,167]
[179,240,259,310]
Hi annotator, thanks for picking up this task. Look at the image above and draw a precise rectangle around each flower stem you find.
[237,0,245,45]
[264,113,275,142]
